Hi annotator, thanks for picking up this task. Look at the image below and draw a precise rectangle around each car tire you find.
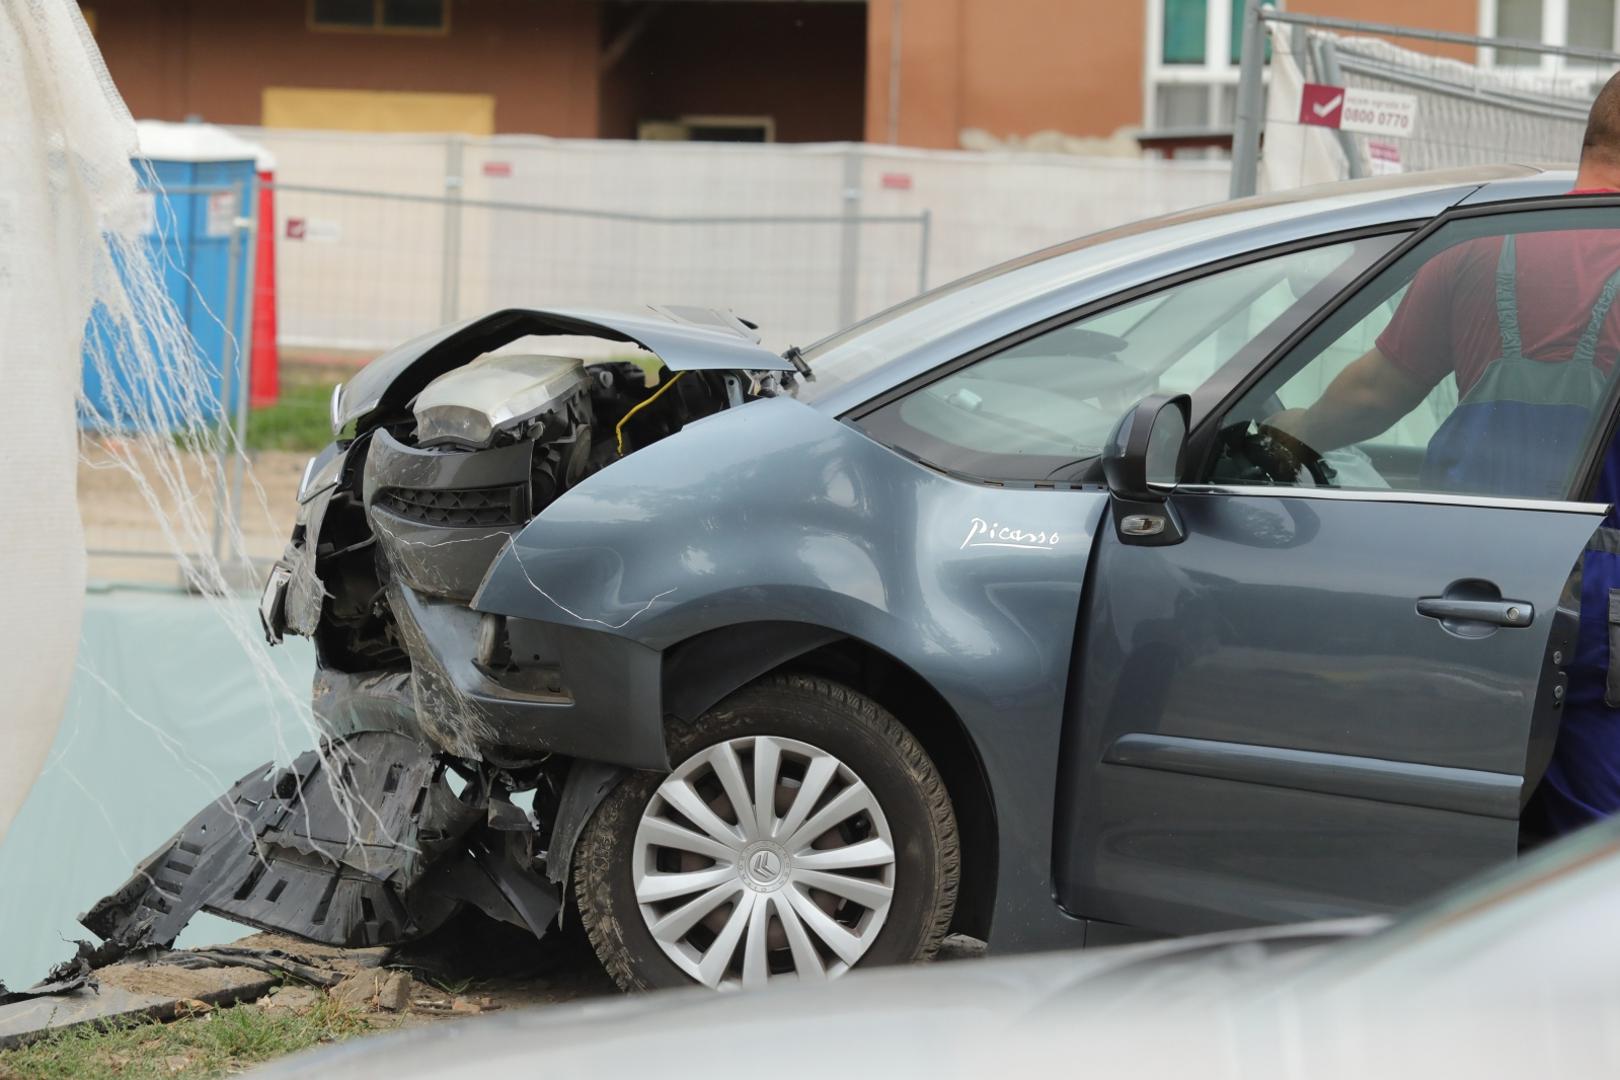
[574,673,960,991]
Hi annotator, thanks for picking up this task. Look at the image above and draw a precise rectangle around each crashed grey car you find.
[82,164,1620,991]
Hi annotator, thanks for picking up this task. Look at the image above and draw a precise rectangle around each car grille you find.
[373,484,527,528]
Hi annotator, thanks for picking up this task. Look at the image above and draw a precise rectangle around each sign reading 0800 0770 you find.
[1299,82,1418,139]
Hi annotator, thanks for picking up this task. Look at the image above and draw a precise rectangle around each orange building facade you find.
[867,0,1491,149]
[86,0,1597,147]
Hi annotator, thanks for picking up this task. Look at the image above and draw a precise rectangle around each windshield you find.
[853,235,1395,482]
[794,171,1493,406]
[793,209,1247,404]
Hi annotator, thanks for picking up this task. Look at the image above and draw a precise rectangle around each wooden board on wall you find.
[262,87,495,135]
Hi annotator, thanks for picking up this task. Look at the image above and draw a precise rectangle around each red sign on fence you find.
[1299,83,1346,128]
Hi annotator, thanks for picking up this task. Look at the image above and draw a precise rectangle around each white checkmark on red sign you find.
[1299,82,1347,128]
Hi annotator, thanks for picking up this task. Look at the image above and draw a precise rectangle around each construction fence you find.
[237,129,1232,354]
[1232,4,1620,195]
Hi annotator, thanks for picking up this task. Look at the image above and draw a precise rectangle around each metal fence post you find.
[1313,36,1368,179]
[1230,0,1269,198]
[917,209,931,294]
[226,173,260,567]
[838,145,863,329]
[211,180,244,566]
[440,135,464,325]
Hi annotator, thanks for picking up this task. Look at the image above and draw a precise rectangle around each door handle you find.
[1416,597,1533,628]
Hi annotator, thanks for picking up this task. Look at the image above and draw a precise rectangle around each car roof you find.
[1462,164,1577,203]
[801,165,1576,415]
[1055,163,1550,245]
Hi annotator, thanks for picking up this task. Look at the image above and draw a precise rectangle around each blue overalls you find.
[1424,235,1620,835]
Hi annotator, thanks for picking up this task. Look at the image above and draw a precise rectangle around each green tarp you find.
[0,586,315,985]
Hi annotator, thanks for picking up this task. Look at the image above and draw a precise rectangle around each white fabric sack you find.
[0,1,140,845]
[1260,24,1351,193]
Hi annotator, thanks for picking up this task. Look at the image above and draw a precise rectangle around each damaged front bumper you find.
[81,731,560,962]
[264,425,670,771]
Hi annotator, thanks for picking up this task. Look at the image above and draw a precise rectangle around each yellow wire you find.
[615,370,688,456]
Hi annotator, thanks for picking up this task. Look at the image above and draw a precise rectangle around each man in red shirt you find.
[1280,94,1620,452]
[1275,74,1620,836]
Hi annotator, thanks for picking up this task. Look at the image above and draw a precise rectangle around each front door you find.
[1061,204,1620,934]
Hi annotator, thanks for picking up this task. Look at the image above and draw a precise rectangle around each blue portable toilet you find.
[81,122,270,429]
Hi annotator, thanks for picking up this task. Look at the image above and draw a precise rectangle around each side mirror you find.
[1102,393,1190,545]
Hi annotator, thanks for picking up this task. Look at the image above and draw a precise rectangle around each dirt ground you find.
[78,441,306,586]
[0,918,987,1079]
[0,920,618,1079]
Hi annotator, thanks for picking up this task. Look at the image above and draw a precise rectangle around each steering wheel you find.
[1248,422,1336,486]
[1214,420,1336,486]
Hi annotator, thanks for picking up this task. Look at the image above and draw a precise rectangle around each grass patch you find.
[0,999,375,1080]
[243,375,339,454]
[423,974,477,996]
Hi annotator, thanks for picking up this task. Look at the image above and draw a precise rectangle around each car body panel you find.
[1060,490,1602,934]
[337,305,793,430]
[474,394,1110,947]
[384,579,668,766]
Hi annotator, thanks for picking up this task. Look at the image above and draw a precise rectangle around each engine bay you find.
[309,352,742,675]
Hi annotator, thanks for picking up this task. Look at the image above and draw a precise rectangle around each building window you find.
[1147,0,1246,135]
[382,0,447,30]
[1483,0,1619,67]
[1162,0,1208,64]
[310,0,447,34]
[638,116,776,143]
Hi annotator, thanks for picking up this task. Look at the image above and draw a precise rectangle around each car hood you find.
[250,917,1384,1080]
[335,306,795,430]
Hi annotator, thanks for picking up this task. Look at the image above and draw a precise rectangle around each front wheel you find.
[574,674,960,990]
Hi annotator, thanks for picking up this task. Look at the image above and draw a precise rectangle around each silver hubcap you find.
[632,735,896,988]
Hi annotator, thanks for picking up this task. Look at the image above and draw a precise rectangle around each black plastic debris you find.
[0,947,96,1007]
[77,730,558,971]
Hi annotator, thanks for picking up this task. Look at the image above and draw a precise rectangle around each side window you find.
[1209,208,1620,501]
[855,237,1393,483]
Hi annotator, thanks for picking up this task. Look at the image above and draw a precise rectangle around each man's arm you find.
[1269,346,1436,452]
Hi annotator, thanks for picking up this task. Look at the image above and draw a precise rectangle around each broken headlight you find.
[413,353,590,450]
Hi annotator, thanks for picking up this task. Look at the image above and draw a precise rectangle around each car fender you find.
[474,395,1111,949]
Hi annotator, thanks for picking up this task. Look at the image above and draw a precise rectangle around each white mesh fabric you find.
[1260,25,1350,192]
[0,0,133,845]
[0,3,339,849]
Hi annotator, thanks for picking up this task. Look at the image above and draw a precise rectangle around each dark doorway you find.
[599,2,868,143]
